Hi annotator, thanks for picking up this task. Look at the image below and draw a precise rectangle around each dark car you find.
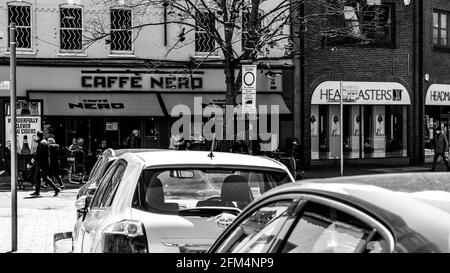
[76,148,157,218]
[209,173,450,253]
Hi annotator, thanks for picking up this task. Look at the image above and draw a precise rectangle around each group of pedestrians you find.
[30,131,64,198]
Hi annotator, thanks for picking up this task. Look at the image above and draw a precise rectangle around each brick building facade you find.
[297,0,423,166]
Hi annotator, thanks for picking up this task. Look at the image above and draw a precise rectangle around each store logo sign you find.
[68,99,125,110]
[312,81,411,105]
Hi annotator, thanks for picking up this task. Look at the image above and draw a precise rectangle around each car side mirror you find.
[75,196,88,214]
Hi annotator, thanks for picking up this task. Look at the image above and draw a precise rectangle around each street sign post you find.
[242,65,257,115]
[9,23,18,252]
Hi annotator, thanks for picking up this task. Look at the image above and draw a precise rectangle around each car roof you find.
[110,148,164,157]
[126,150,288,171]
[264,177,450,251]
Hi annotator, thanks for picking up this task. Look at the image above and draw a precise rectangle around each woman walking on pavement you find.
[30,131,60,197]
[48,138,64,189]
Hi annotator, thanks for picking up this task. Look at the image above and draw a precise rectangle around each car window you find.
[280,201,387,253]
[102,163,127,207]
[90,163,120,209]
[215,200,298,253]
[132,168,292,215]
[88,157,104,181]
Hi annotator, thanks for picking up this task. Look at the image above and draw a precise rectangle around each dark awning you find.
[29,92,165,116]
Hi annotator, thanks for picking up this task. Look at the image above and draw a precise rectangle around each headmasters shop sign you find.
[425,84,450,106]
[311,81,411,105]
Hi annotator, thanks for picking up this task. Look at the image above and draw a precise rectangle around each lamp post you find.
[9,23,18,252]
[340,80,344,177]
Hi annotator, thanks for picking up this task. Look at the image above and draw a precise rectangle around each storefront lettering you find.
[320,89,399,102]
[82,76,143,88]
[429,91,450,102]
[150,77,203,89]
[69,99,125,110]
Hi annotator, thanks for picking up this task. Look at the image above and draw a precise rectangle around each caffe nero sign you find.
[69,99,125,110]
[81,74,203,90]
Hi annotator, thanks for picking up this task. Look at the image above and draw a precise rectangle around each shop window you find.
[433,10,449,48]
[319,105,329,158]
[60,6,83,52]
[195,11,217,56]
[326,2,394,46]
[110,8,132,53]
[8,3,32,50]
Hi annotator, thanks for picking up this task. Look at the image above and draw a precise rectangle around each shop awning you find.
[425,84,450,106]
[161,93,291,114]
[28,92,165,116]
[311,81,411,105]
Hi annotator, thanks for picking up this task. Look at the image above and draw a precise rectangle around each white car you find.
[72,150,294,253]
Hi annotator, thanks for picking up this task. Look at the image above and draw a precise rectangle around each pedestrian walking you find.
[30,131,60,197]
[48,138,64,189]
[431,126,450,172]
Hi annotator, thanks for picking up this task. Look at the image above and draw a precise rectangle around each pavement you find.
[302,162,443,179]
[0,187,79,253]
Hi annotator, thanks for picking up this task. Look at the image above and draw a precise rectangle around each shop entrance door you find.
[440,115,450,145]
[104,119,120,149]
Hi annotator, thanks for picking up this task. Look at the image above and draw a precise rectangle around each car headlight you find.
[102,220,148,253]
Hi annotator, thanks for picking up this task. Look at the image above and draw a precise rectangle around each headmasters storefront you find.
[0,64,293,156]
[309,80,411,164]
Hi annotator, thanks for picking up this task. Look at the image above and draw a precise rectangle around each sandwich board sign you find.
[242,65,257,115]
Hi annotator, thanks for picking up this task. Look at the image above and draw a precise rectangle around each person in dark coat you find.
[30,131,60,197]
[48,138,64,189]
[431,126,450,172]
[128,129,140,148]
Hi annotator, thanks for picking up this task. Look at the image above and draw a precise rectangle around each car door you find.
[80,161,127,252]
[274,195,395,253]
[212,195,301,253]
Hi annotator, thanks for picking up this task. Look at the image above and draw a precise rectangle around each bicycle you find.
[67,150,86,184]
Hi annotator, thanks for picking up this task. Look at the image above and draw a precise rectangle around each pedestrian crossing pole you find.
[10,23,18,252]
[340,80,344,177]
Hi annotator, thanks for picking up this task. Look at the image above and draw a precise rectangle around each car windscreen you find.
[132,168,291,216]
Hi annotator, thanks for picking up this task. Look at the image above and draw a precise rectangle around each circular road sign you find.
[243,71,255,87]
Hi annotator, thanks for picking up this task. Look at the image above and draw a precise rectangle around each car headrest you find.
[146,178,178,214]
[220,175,252,203]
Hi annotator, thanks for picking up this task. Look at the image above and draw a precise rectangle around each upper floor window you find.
[195,11,217,55]
[110,8,132,53]
[60,7,83,52]
[8,3,32,50]
[327,3,394,46]
[433,10,449,48]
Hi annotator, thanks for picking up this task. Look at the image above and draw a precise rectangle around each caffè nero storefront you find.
[0,65,292,158]
[310,81,411,163]
[424,84,450,160]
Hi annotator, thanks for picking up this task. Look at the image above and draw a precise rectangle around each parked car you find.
[72,150,294,253]
[76,148,155,219]
[209,173,450,253]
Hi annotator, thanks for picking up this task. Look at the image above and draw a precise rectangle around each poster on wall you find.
[375,114,385,135]
[5,116,41,155]
[331,115,341,136]
[354,115,361,136]
[311,115,318,136]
